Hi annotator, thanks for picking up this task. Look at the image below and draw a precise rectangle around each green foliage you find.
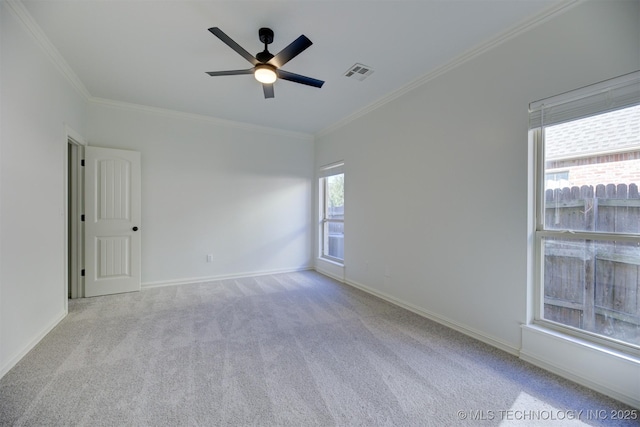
[328,174,344,208]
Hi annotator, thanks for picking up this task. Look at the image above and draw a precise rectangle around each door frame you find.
[64,124,86,305]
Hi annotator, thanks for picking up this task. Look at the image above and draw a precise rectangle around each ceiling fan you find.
[206,27,324,99]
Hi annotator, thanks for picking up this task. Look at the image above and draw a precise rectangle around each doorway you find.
[65,133,141,300]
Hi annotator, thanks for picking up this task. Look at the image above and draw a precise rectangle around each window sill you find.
[318,257,344,267]
[520,324,640,408]
[315,257,345,282]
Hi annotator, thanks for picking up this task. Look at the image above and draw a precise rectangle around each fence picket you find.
[543,183,640,344]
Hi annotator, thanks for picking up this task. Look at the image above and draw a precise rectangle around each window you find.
[531,71,640,353]
[319,163,344,263]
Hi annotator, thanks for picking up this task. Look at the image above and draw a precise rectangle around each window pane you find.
[324,220,344,260]
[542,236,640,346]
[543,105,640,233]
[326,174,344,220]
[320,171,344,262]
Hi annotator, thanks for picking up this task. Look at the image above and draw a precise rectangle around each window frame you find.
[318,163,344,265]
[531,99,640,356]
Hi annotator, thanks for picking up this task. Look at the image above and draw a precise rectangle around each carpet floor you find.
[0,270,636,426]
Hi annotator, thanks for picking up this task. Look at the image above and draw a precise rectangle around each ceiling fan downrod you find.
[257,28,274,63]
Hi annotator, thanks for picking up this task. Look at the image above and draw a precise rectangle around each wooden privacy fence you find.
[544,183,640,345]
[327,206,344,260]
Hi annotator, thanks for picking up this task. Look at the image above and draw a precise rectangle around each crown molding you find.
[89,97,314,141]
[315,0,582,139]
[4,0,92,100]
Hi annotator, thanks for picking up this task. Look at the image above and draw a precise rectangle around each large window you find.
[531,72,640,353]
[319,163,344,263]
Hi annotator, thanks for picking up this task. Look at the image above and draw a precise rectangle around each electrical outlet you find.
[206,254,213,263]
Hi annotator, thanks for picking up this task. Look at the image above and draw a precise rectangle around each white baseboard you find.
[333,276,519,356]
[520,350,639,409]
[328,274,640,407]
[0,310,67,380]
[314,258,345,283]
[141,266,313,289]
[521,325,640,409]
[314,266,345,283]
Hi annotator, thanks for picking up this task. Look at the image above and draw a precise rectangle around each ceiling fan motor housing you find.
[256,51,274,63]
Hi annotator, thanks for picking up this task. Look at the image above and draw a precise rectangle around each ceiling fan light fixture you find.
[254,65,277,84]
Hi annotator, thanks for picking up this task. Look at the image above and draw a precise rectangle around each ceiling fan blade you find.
[268,35,313,68]
[263,83,275,99]
[206,69,255,77]
[208,27,258,66]
[277,70,324,88]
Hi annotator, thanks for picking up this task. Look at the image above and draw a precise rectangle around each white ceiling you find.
[20,0,563,135]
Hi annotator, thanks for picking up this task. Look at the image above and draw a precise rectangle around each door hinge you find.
[81,269,85,277]
[81,214,85,222]
[81,159,85,167]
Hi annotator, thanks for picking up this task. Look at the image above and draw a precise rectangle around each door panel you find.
[85,146,141,297]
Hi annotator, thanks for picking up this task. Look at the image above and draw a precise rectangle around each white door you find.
[84,146,141,297]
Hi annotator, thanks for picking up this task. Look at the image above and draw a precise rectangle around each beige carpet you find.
[0,271,634,426]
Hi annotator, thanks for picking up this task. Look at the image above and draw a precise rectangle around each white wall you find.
[0,3,87,375]
[87,101,314,286]
[315,0,640,405]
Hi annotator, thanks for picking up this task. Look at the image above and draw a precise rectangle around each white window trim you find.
[533,129,640,357]
[530,72,640,357]
[318,162,344,265]
[525,80,640,406]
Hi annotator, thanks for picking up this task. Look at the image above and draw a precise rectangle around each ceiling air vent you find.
[344,63,374,81]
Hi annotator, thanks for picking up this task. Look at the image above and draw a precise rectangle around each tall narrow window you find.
[530,71,640,352]
[319,163,344,263]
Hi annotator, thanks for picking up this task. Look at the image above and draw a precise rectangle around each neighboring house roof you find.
[545,104,640,160]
